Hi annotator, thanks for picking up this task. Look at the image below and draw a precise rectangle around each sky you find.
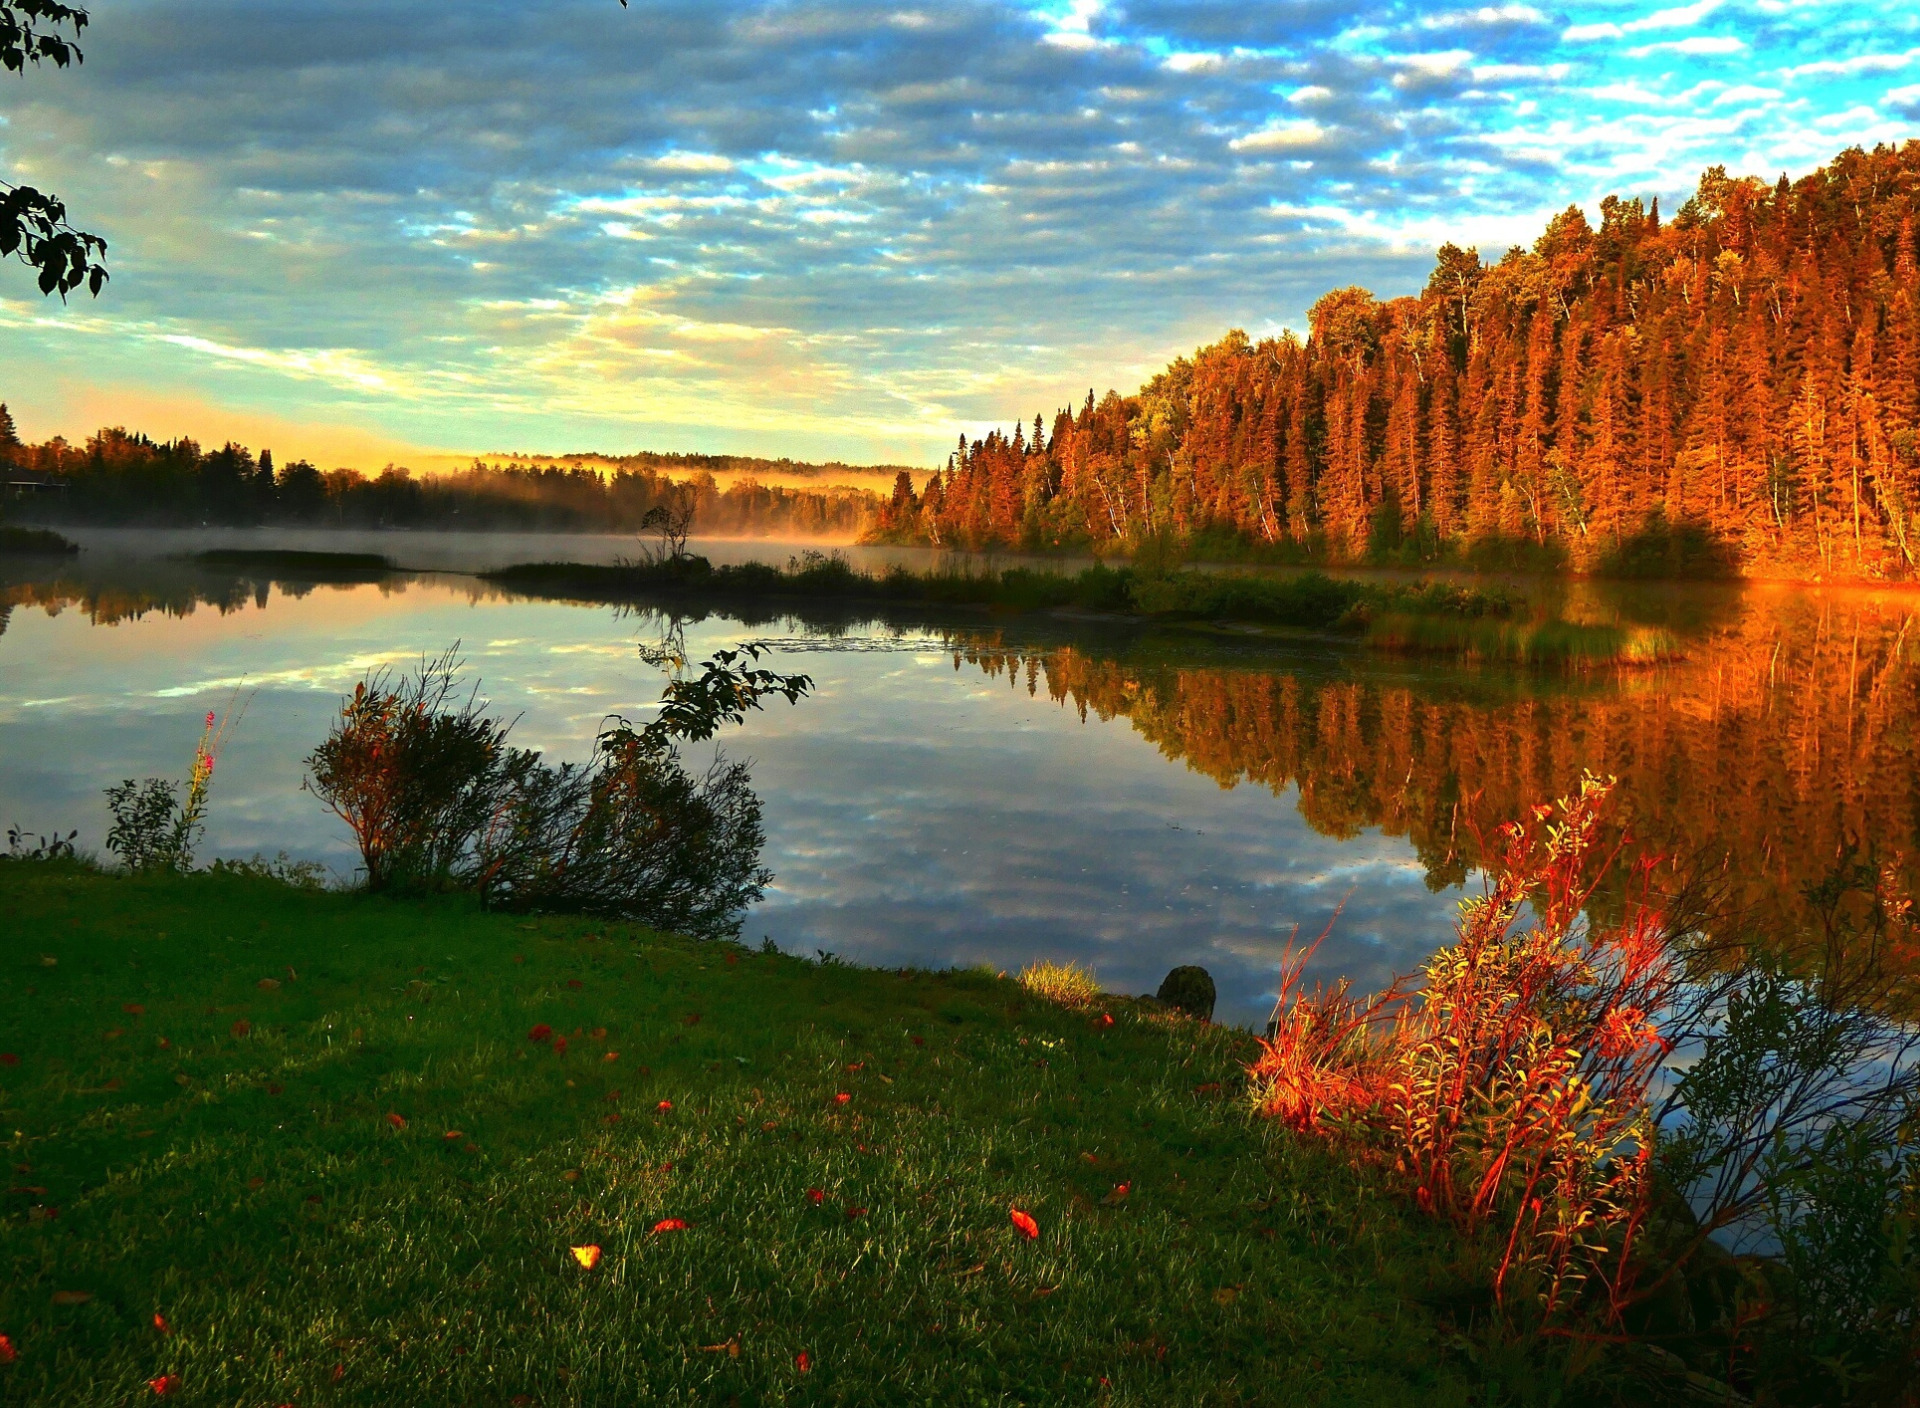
[2,0,1918,468]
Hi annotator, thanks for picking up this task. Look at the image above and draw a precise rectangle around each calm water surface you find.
[5,531,1918,1028]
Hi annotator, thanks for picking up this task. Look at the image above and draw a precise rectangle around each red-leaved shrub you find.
[1251,775,1679,1316]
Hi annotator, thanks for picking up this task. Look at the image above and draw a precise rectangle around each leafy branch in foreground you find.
[2,3,108,297]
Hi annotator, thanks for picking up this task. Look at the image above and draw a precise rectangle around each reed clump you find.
[1018,959,1102,1007]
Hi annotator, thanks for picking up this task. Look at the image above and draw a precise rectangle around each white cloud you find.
[651,152,734,173]
[1229,120,1331,153]
[1564,0,1724,42]
[1420,4,1549,29]
[1627,35,1746,56]
[1781,48,1920,79]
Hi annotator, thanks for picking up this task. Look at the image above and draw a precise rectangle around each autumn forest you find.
[875,141,1920,581]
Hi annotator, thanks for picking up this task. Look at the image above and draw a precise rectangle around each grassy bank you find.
[0,863,1485,1406]
[485,555,1686,669]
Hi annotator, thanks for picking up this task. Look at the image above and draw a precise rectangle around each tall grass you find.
[1018,960,1102,1007]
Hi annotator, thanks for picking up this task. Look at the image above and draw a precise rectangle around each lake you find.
[5,528,1917,1029]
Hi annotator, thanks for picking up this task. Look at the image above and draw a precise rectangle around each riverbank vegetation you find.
[485,551,1681,668]
[866,143,1920,583]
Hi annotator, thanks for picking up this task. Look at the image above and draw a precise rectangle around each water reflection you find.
[4,545,1918,1027]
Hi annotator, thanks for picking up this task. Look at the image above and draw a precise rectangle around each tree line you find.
[873,139,1920,580]
[0,411,880,537]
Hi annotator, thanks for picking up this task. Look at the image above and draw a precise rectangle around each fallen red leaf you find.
[833,1093,851,1105]
[910,1036,925,1047]
[1102,1182,1131,1206]
[845,1206,867,1219]
[656,1099,672,1112]
[385,1112,407,1129]
[570,1244,601,1269]
[124,1004,145,1016]
[795,1350,811,1372]
[1010,1208,1040,1240]
[603,1051,620,1063]
[153,1313,171,1335]
[330,1363,345,1384]
[149,1374,181,1396]
[652,1218,688,1233]
[0,1334,15,1363]
[443,1130,463,1141]
[528,1024,553,1043]
[1097,1013,1114,1028]
[554,1037,569,1056]
[807,1187,825,1204]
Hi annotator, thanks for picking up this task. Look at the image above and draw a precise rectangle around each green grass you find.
[0,863,1484,1406]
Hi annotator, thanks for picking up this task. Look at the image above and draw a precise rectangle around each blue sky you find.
[2,0,1917,466]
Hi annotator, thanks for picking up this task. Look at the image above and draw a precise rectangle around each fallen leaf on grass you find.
[1213,1286,1240,1306]
[651,1218,688,1234]
[656,1100,672,1113]
[603,1051,619,1063]
[795,1350,811,1372]
[257,978,280,991]
[1096,1014,1114,1028]
[527,1024,553,1044]
[153,1314,171,1334]
[230,1020,251,1038]
[149,1374,180,1396]
[1102,1183,1131,1206]
[123,1004,146,1016]
[0,1334,15,1363]
[385,1112,407,1130]
[698,1339,740,1357]
[845,1206,868,1220]
[50,1291,91,1306]
[807,1188,825,1204]
[833,1093,851,1106]
[562,1169,581,1183]
[570,1245,601,1269]
[443,1130,464,1142]
[1010,1209,1040,1240]
[554,1037,569,1056]
[566,979,583,990]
